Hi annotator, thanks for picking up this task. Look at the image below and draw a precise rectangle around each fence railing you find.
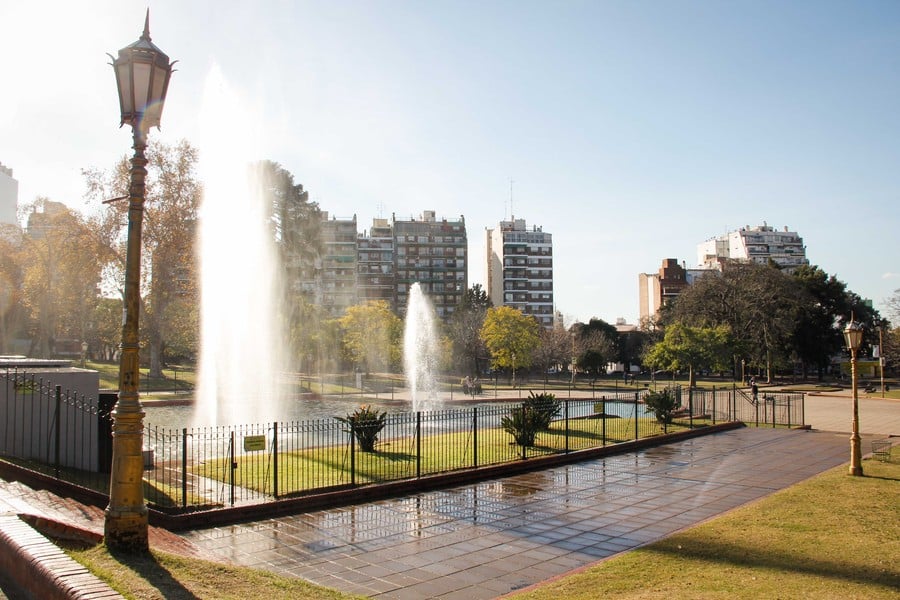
[0,371,805,513]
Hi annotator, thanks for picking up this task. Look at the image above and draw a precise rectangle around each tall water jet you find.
[193,66,288,426]
[403,283,440,412]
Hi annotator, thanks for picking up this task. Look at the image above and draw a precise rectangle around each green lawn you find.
[510,450,900,600]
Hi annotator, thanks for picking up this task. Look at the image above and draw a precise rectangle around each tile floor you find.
[183,428,854,599]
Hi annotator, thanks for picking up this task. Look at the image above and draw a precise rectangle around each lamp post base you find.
[104,508,149,552]
[849,434,863,477]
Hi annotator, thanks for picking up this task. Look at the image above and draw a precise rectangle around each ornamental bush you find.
[501,392,561,447]
[643,389,679,425]
[336,405,387,452]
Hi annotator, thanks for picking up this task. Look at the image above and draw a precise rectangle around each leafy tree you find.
[17,199,107,358]
[480,306,541,382]
[84,139,201,376]
[533,325,573,381]
[643,322,731,387]
[791,266,853,379]
[447,284,492,376]
[571,319,618,376]
[0,224,27,354]
[666,262,805,382]
[337,301,402,374]
[257,161,321,263]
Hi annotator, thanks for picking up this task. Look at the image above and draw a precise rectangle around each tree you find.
[84,139,201,376]
[666,262,805,382]
[448,284,492,376]
[533,325,572,382]
[17,199,107,358]
[0,224,27,354]
[643,322,731,387]
[791,266,853,379]
[337,301,402,374]
[480,306,541,382]
[571,319,618,376]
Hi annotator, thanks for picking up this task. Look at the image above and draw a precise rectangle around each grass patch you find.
[510,451,900,599]
[189,416,677,496]
[67,545,362,600]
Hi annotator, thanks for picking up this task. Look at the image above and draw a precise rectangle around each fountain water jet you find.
[193,65,288,426]
[403,283,441,412]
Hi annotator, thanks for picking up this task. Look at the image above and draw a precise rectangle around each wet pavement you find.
[183,427,856,599]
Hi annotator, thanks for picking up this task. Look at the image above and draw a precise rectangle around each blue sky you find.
[2,1,899,324]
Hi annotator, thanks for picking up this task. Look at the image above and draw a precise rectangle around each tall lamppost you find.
[104,11,174,552]
[843,319,864,477]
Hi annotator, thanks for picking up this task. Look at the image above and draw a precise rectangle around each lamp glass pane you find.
[116,62,134,114]
[132,62,152,113]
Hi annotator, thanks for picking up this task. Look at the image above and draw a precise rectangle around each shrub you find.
[501,392,561,447]
[643,389,679,425]
[336,405,387,452]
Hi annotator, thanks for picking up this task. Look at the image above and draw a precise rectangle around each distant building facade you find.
[0,162,17,227]
[357,218,395,306]
[485,217,554,328]
[697,223,808,273]
[320,213,358,317]
[638,258,711,324]
[393,211,467,319]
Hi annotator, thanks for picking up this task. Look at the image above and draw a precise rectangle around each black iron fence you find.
[0,370,805,513]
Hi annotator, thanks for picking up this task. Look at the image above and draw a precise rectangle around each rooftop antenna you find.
[376,201,385,219]
[509,178,514,220]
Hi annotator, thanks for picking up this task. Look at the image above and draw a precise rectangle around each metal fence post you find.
[634,392,639,440]
[564,399,569,454]
[350,428,356,486]
[416,412,422,479]
[229,430,236,507]
[273,421,279,499]
[181,428,187,508]
[521,407,527,460]
[689,387,694,429]
[472,407,478,468]
[54,385,62,479]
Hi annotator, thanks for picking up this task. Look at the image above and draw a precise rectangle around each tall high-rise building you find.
[485,217,554,328]
[320,213,358,317]
[0,162,19,227]
[357,218,395,306]
[393,211,467,319]
[697,223,808,273]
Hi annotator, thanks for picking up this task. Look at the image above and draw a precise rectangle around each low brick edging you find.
[0,514,122,599]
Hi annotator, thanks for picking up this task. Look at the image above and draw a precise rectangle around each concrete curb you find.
[0,514,122,599]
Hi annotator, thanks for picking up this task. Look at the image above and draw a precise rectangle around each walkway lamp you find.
[104,11,174,552]
[843,319,864,477]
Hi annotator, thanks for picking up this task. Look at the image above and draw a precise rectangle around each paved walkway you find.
[183,427,861,599]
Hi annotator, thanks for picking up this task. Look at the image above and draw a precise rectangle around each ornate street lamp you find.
[843,319,864,477]
[104,11,174,552]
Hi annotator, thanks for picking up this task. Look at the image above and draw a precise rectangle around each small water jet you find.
[403,283,441,412]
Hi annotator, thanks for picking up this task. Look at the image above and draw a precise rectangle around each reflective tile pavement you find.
[183,428,855,599]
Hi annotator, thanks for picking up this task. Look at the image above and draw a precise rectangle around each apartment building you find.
[485,217,554,328]
[357,218,395,306]
[0,162,17,227]
[320,213,358,317]
[393,211,467,319]
[698,223,808,273]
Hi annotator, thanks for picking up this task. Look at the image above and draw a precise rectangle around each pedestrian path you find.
[183,427,858,599]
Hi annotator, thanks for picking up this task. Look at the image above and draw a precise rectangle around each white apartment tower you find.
[486,217,554,328]
[697,223,808,273]
[0,162,18,227]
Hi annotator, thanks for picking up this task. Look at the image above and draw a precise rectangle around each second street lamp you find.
[104,11,174,552]
[843,319,864,477]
